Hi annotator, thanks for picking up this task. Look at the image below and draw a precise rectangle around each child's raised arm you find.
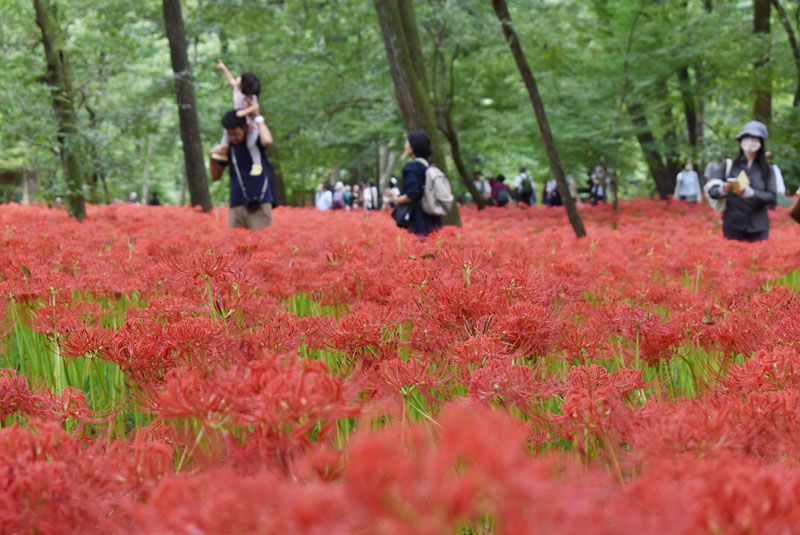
[216,59,237,88]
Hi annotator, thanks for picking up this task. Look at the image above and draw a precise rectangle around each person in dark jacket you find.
[387,131,443,236]
[707,120,776,242]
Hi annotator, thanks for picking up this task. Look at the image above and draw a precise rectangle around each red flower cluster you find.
[0,200,799,533]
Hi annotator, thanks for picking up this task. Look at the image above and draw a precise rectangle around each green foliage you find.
[2,0,800,204]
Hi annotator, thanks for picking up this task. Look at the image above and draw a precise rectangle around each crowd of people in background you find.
[472,166,588,208]
[315,181,381,211]
[315,163,613,214]
[312,120,793,245]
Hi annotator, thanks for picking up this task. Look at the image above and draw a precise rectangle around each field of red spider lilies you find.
[2,200,800,534]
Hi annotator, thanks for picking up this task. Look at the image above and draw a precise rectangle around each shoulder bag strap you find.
[413,157,430,169]
[231,148,269,202]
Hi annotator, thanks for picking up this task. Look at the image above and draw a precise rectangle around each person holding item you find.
[706,120,776,242]
[383,177,400,209]
[214,59,263,176]
[386,131,442,236]
[674,159,701,203]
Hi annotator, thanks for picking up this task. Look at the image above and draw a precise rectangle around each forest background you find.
[2,0,799,208]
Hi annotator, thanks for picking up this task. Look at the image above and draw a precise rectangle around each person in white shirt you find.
[472,171,490,204]
[703,156,723,183]
[315,183,333,210]
[765,152,786,196]
[382,177,401,209]
[513,167,536,206]
[674,159,701,203]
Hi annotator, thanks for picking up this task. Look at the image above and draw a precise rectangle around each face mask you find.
[740,138,761,154]
[685,164,693,171]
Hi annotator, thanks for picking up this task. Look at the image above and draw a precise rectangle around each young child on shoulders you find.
[215,59,263,176]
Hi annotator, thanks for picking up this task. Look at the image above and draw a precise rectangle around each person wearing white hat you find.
[705,120,776,242]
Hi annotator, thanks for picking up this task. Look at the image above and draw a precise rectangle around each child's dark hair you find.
[240,72,261,96]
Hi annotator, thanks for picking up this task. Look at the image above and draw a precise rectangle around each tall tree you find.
[162,0,212,212]
[771,0,800,106]
[429,18,486,210]
[373,0,460,226]
[628,102,673,199]
[753,0,772,126]
[33,0,85,220]
[676,67,698,151]
[490,0,586,238]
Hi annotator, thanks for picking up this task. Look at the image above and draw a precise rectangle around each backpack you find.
[497,188,511,205]
[704,159,732,214]
[520,176,533,195]
[415,158,454,216]
[332,191,346,209]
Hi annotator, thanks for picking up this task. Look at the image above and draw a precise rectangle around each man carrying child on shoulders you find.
[209,101,275,230]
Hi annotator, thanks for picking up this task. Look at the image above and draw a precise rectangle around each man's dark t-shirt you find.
[219,138,275,208]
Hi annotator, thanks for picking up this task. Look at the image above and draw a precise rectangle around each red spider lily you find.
[559,364,651,398]
[451,333,513,371]
[154,368,228,426]
[0,421,130,534]
[495,300,558,357]
[0,369,46,421]
[321,301,403,356]
[623,390,800,462]
[6,202,800,533]
[0,369,98,428]
[162,251,244,285]
[61,326,114,362]
[558,319,611,363]
[100,317,233,382]
[468,359,559,405]
[373,355,452,404]
[708,310,775,357]
[552,384,634,457]
[725,347,800,394]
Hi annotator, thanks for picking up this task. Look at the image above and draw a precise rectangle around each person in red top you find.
[491,174,512,207]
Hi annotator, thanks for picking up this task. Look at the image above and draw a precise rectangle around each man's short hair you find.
[221,110,247,130]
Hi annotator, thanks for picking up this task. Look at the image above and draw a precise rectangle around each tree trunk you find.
[753,0,772,126]
[696,65,707,155]
[142,137,155,203]
[654,82,682,181]
[141,102,163,206]
[377,140,398,208]
[772,0,800,106]
[266,145,287,206]
[373,0,461,226]
[179,165,187,206]
[21,169,37,205]
[440,112,485,209]
[628,103,673,198]
[431,41,486,210]
[491,0,586,238]
[676,67,698,150]
[163,0,212,212]
[33,0,85,220]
